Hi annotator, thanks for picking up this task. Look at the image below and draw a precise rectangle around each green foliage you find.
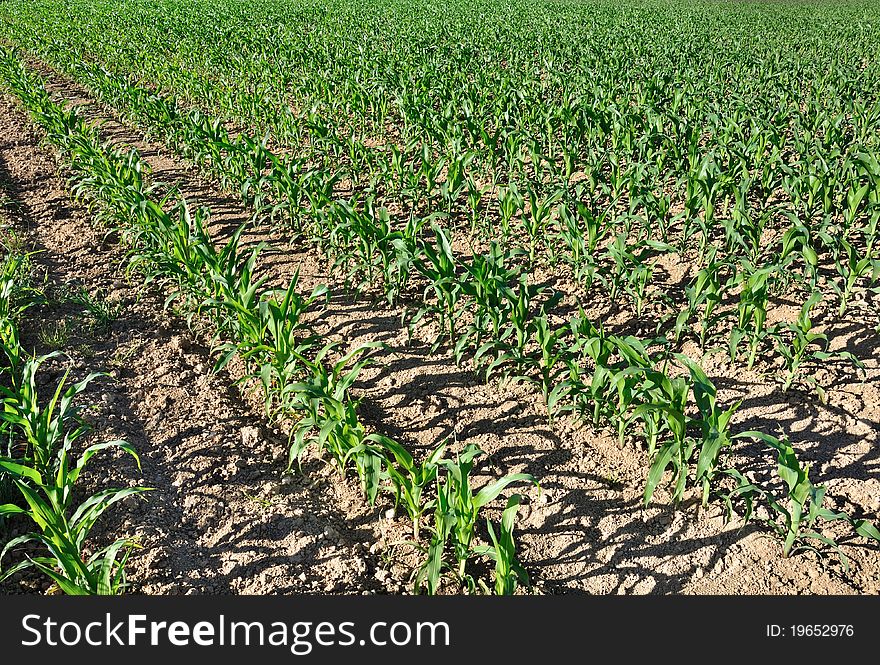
[473,495,529,595]
[416,444,536,594]
[0,324,148,594]
[725,432,880,565]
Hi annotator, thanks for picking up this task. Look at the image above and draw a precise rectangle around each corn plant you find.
[562,313,650,437]
[555,202,597,285]
[779,217,819,287]
[768,290,862,394]
[0,441,148,594]
[375,438,446,540]
[416,444,536,592]
[0,250,42,322]
[0,351,149,594]
[212,271,328,419]
[126,198,216,314]
[287,342,385,502]
[504,275,560,359]
[414,224,461,350]
[472,495,529,595]
[414,477,455,595]
[497,181,524,238]
[677,355,740,506]
[630,371,692,505]
[727,432,880,563]
[602,235,673,317]
[455,243,521,364]
[503,313,572,419]
[0,250,41,505]
[830,238,876,317]
[521,187,561,263]
[0,354,101,480]
[730,262,775,368]
[673,249,736,349]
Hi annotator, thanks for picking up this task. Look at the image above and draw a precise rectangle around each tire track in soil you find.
[6,59,879,595]
[0,93,387,595]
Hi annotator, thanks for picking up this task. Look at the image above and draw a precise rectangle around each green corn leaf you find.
[473,473,537,509]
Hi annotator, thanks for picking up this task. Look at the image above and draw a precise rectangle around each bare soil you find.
[0,63,878,595]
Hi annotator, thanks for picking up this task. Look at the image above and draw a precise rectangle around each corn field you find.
[0,0,879,595]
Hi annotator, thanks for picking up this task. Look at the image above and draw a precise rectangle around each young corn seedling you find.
[497,182,524,238]
[555,202,598,285]
[472,495,530,595]
[253,278,330,419]
[608,334,657,444]
[420,444,536,590]
[329,200,419,304]
[576,192,616,255]
[779,217,819,287]
[419,147,446,203]
[841,172,872,231]
[623,367,674,456]
[341,435,397,510]
[200,227,270,358]
[375,438,446,540]
[414,224,461,350]
[456,243,522,365]
[830,238,876,316]
[770,290,823,394]
[729,432,880,564]
[629,371,694,505]
[0,437,148,594]
[563,313,637,432]
[521,187,561,264]
[503,276,560,360]
[603,235,673,317]
[439,151,474,214]
[0,244,42,484]
[0,353,99,480]
[287,342,385,503]
[769,290,864,395]
[730,262,774,368]
[503,313,572,420]
[201,233,327,419]
[126,199,215,315]
[375,213,423,307]
[0,354,149,594]
[681,154,725,256]
[676,355,740,507]
[733,199,775,263]
[639,185,677,243]
[414,473,456,595]
[327,201,383,294]
[673,250,735,349]
[473,274,554,381]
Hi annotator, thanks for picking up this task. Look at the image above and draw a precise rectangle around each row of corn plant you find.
[0,225,148,594]
[30,38,875,399]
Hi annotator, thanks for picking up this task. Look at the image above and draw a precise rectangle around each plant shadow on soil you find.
[713,373,879,484]
[529,495,764,594]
